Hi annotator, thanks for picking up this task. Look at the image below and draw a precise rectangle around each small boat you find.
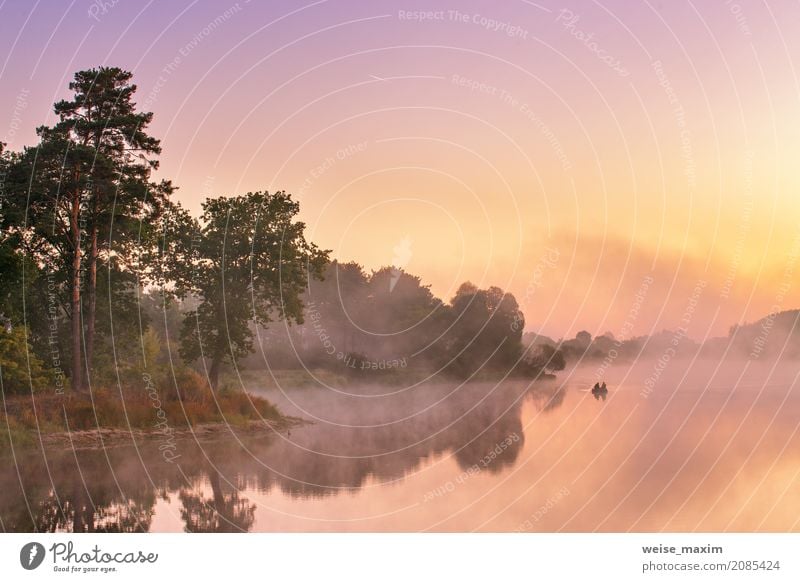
[591,382,608,401]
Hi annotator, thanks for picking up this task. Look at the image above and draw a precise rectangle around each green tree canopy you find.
[176,191,329,389]
[6,67,170,390]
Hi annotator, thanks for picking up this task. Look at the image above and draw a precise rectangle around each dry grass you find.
[1,368,282,449]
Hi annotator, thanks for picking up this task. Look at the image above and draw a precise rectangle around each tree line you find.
[248,261,562,379]
[0,67,326,393]
[0,66,560,396]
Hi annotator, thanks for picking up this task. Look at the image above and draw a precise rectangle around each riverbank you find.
[30,416,306,451]
[0,369,295,454]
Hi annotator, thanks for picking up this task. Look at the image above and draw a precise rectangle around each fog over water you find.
[2,356,798,532]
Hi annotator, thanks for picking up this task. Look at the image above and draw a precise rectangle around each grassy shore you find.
[0,368,286,453]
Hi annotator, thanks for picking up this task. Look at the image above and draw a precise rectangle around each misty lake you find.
[2,361,798,532]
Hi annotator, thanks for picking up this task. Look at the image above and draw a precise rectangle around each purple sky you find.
[3,0,799,339]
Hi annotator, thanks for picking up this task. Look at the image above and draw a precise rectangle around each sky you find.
[2,0,799,340]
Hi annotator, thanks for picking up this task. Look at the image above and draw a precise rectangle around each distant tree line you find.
[231,260,565,380]
[526,308,800,368]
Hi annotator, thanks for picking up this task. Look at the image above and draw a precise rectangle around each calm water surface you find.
[2,361,798,532]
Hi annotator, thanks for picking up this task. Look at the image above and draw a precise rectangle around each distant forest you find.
[143,260,566,385]
[526,309,800,366]
[0,66,560,396]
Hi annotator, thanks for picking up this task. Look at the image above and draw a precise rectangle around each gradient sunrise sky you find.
[2,0,799,340]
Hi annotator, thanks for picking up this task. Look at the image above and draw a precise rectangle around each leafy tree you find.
[10,98,94,390]
[7,67,168,390]
[365,267,446,361]
[303,260,369,358]
[558,330,594,361]
[53,67,165,388]
[445,283,524,377]
[177,191,329,389]
[0,142,26,325]
[521,343,565,375]
[0,237,23,324]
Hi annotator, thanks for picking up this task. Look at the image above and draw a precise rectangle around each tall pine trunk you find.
[70,190,83,392]
[85,214,98,387]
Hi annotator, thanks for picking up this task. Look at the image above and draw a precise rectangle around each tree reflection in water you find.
[180,467,255,532]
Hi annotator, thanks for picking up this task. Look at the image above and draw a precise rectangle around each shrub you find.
[0,326,51,395]
[166,368,212,404]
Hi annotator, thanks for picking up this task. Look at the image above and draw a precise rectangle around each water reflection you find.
[3,365,799,532]
[180,468,256,533]
[0,380,563,532]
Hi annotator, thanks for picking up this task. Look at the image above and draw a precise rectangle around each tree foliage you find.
[175,191,329,388]
[5,67,170,390]
[0,326,50,395]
